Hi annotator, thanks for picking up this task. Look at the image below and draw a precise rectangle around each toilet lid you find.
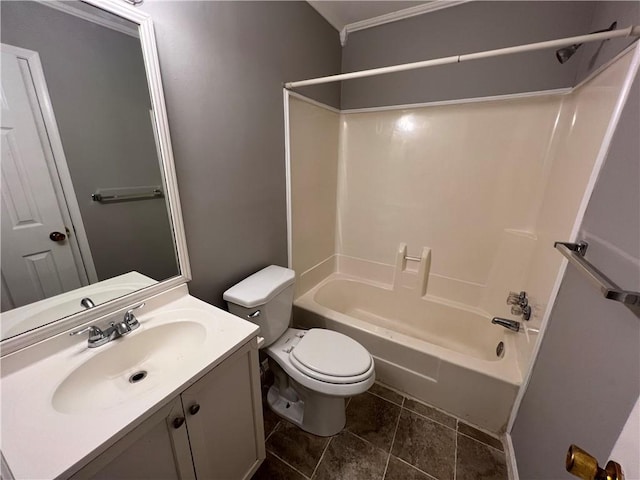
[290,329,372,380]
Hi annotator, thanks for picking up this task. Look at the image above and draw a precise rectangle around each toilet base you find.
[267,360,346,437]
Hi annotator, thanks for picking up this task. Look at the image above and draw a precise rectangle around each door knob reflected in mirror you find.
[49,231,66,242]
[566,444,624,480]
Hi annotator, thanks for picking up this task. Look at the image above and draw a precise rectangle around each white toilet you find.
[224,265,375,437]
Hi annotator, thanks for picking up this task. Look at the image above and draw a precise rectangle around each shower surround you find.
[286,48,638,431]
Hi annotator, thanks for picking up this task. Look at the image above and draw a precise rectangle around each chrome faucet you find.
[70,303,145,347]
[506,290,532,321]
[80,297,95,309]
[491,317,521,332]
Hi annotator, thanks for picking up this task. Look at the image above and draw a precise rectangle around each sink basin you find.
[52,321,206,414]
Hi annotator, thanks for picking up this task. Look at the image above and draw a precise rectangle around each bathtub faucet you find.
[491,317,521,332]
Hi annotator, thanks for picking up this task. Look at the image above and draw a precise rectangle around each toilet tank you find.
[223,265,295,347]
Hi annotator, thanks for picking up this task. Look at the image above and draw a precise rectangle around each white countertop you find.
[0,285,259,479]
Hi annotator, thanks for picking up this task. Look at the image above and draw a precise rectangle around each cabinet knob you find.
[172,416,185,429]
[189,404,200,415]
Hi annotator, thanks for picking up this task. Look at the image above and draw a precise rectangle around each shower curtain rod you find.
[285,25,640,89]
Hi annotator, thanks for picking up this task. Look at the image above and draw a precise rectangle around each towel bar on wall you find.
[91,186,164,203]
[554,241,640,306]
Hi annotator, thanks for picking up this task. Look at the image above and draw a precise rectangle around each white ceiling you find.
[307,1,429,32]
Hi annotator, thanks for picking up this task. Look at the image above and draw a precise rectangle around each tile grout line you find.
[265,386,504,480]
[373,384,483,436]
[310,436,333,479]
[402,403,503,447]
[454,419,459,480]
[382,396,405,479]
[402,391,463,416]
[458,422,503,441]
[398,386,502,439]
[372,382,406,402]
[401,405,457,432]
[377,382,503,445]
[368,390,404,407]
[264,420,280,443]
[268,450,313,480]
[394,456,439,480]
[458,431,505,454]
[263,386,504,480]
[348,429,389,452]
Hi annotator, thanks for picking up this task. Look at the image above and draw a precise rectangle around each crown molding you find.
[340,1,472,46]
[35,0,139,38]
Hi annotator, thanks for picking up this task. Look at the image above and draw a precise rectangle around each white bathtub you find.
[293,274,521,432]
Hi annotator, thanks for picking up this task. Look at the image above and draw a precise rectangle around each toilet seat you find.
[290,329,373,384]
[266,328,375,397]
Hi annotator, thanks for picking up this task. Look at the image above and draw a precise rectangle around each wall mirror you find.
[0,0,190,352]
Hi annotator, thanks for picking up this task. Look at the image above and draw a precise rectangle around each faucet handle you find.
[507,291,528,306]
[510,304,532,320]
[111,320,132,335]
[124,303,145,328]
[70,325,104,342]
[507,291,520,305]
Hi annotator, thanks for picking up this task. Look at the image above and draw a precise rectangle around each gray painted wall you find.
[1,1,178,282]
[511,74,639,479]
[340,1,639,109]
[139,1,341,306]
[576,1,640,83]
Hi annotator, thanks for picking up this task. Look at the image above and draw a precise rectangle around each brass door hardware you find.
[566,444,624,480]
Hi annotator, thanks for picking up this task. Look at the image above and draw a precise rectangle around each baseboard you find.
[504,432,520,480]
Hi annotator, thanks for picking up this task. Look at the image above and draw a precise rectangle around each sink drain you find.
[129,371,147,383]
[496,341,505,358]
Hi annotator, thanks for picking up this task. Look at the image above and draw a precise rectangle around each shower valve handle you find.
[511,304,532,321]
[507,291,528,307]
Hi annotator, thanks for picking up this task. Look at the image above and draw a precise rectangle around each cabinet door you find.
[182,339,265,480]
[71,398,195,480]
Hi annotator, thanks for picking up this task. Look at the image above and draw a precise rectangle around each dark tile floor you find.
[252,382,508,480]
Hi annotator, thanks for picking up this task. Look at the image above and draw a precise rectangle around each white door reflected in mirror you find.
[1,48,87,309]
[0,0,188,346]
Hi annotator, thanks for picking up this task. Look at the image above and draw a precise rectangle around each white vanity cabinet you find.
[71,339,265,480]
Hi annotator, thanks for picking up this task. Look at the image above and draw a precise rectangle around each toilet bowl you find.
[224,265,375,436]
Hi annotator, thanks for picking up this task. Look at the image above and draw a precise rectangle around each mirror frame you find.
[1,0,191,356]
